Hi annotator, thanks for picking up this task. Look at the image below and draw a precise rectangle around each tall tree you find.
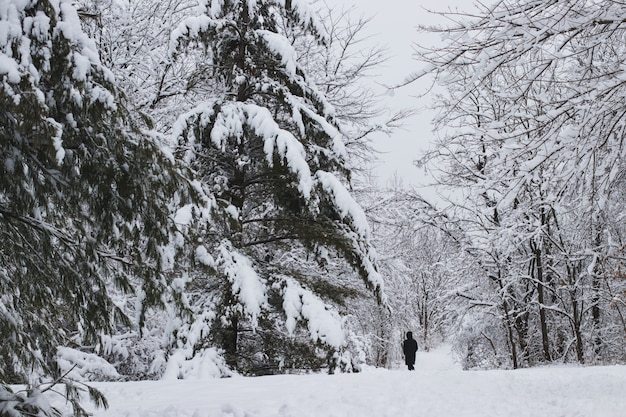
[0,0,197,414]
[168,0,385,374]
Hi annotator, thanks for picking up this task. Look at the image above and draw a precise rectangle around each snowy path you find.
[72,347,626,417]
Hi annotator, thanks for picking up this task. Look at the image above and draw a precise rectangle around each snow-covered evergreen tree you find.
[0,0,197,413]
[168,0,385,374]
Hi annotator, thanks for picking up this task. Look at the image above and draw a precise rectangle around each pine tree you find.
[169,0,384,374]
[0,0,196,414]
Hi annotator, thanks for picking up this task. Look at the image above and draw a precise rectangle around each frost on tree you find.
[169,0,385,374]
[73,0,202,132]
[413,0,626,367]
[0,0,195,412]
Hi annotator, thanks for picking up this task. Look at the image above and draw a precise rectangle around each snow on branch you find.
[1,0,115,100]
[314,171,386,302]
[168,14,227,56]
[245,103,314,198]
[172,101,316,199]
[296,100,347,159]
[171,101,217,164]
[57,346,121,381]
[163,347,232,380]
[281,276,344,348]
[277,0,329,44]
[0,54,20,83]
[257,29,298,78]
[315,170,369,239]
[217,241,268,327]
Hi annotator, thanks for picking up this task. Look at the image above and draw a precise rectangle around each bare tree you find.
[410,0,626,367]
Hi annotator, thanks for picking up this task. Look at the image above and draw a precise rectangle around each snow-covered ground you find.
[65,347,626,417]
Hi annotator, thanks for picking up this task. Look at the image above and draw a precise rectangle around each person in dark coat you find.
[403,331,418,370]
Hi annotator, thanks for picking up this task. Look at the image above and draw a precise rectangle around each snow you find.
[50,346,626,417]
[257,29,297,77]
[217,242,268,327]
[244,104,314,199]
[45,117,65,164]
[57,347,121,381]
[0,54,20,83]
[194,245,215,267]
[281,277,344,347]
[315,171,370,239]
[173,101,316,199]
[162,347,230,381]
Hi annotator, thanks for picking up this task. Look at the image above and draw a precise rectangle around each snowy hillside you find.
[54,347,626,417]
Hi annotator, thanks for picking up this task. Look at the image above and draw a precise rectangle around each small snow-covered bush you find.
[57,347,121,382]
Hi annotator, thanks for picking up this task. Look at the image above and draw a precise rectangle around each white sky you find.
[335,0,468,192]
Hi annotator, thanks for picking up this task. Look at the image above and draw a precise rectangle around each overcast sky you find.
[335,0,469,192]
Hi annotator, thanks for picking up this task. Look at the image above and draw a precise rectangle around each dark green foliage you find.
[0,0,198,412]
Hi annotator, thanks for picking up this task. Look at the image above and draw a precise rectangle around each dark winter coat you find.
[403,334,418,365]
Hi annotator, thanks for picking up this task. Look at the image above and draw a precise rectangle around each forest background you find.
[2,0,626,416]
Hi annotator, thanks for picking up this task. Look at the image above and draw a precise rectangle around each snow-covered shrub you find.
[162,347,232,380]
[454,314,510,370]
[57,347,121,382]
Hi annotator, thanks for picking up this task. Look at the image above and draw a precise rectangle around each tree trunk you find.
[422,285,429,349]
[514,311,530,366]
[568,263,585,364]
[571,292,585,364]
[491,270,519,369]
[534,246,552,362]
[224,316,240,368]
[504,306,519,369]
